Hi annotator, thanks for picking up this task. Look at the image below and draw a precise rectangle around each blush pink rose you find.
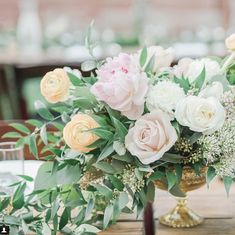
[90,53,149,120]
[125,111,178,164]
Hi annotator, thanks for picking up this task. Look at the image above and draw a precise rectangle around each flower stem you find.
[221,52,235,72]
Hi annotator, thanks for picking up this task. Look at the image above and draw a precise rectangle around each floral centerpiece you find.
[1,33,235,234]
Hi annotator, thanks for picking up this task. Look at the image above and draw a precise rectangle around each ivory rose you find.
[90,53,149,120]
[40,68,70,103]
[142,46,174,73]
[199,82,224,100]
[184,58,221,84]
[225,34,235,51]
[173,57,193,77]
[125,111,178,164]
[63,114,99,153]
[175,96,226,134]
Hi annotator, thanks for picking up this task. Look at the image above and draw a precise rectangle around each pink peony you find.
[90,53,149,120]
[125,111,178,164]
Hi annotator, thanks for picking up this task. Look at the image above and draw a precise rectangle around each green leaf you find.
[118,192,129,209]
[35,100,54,121]
[73,97,97,109]
[51,200,60,219]
[161,153,183,163]
[40,125,48,145]
[92,184,113,199]
[17,175,33,182]
[57,164,81,185]
[94,161,114,174]
[76,224,101,234]
[85,198,94,220]
[223,176,233,197]
[52,105,71,114]
[166,171,177,190]
[175,165,183,183]
[189,132,202,145]
[139,46,147,67]
[51,122,64,131]
[67,71,83,86]
[103,204,113,229]
[206,166,216,187]
[194,66,205,90]
[59,208,69,230]
[173,76,190,93]
[25,119,43,128]
[111,117,128,141]
[147,171,165,183]
[29,135,38,159]
[144,54,155,73]
[12,183,26,209]
[109,175,124,191]
[34,162,57,190]
[98,143,114,162]
[113,141,126,156]
[90,127,113,140]
[169,184,186,197]
[146,182,155,202]
[9,123,30,134]
[91,114,109,126]
[1,132,22,139]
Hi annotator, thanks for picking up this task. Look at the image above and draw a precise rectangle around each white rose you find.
[199,82,224,100]
[143,46,174,73]
[185,58,221,84]
[175,96,226,134]
[173,57,194,78]
[146,81,185,118]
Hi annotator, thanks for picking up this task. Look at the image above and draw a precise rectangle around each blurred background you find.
[0,0,234,120]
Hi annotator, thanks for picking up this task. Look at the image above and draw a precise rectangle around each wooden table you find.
[100,179,235,235]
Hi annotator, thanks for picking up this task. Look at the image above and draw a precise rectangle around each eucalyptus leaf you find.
[223,176,233,197]
[9,123,30,135]
[166,171,177,190]
[35,100,54,121]
[139,46,147,67]
[40,125,48,145]
[103,204,113,228]
[1,132,22,139]
[206,166,216,187]
[194,66,205,90]
[161,153,183,163]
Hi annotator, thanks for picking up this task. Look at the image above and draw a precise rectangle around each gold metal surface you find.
[155,166,207,228]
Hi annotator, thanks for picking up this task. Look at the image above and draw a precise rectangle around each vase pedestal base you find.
[159,197,203,228]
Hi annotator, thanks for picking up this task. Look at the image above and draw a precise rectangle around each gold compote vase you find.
[155,165,207,228]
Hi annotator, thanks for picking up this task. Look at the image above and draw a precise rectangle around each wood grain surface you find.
[100,178,235,235]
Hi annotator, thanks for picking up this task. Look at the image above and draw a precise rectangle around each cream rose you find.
[125,111,178,165]
[225,34,235,51]
[146,81,185,118]
[175,96,226,134]
[142,46,174,73]
[173,57,194,77]
[63,114,99,153]
[185,58,221,84]
[40,68,70,103]
[199,82,224,100]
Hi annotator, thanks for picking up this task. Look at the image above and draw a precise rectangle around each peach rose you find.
[125,111,177,164]
[225,34,235,51]
[63,114,100,153]
[40,68,70,103]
